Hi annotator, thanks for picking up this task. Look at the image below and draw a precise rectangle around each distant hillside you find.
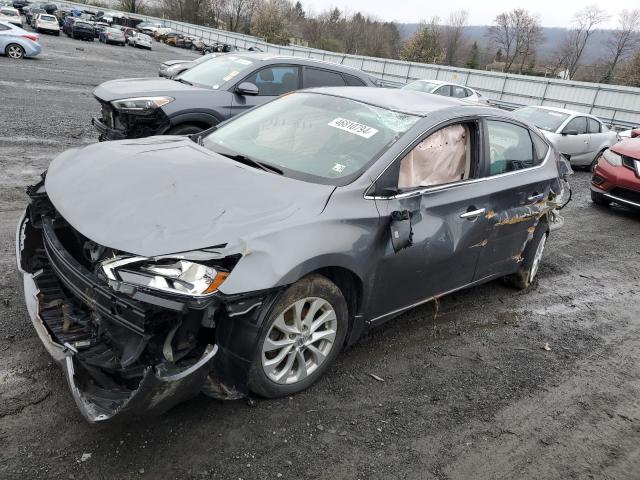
[397,24,612,63]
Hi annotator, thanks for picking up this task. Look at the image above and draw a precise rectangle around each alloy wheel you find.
[261,297,337,385]
[7,44,24,59]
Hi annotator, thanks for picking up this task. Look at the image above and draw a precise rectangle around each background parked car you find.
[93,53,379,139]
[25,7,44,25]
[158,52,221,78]
[127,30,151,49]
[591,137,640,210]
[99,26,124,45]
[0,7,22,26]
[33,12,58,34]
[118,25,137,41]
[92,20,108,37]
[512,106,619,169]
[619,127,640,138]
[163,31,181,46]
[0,20,40,58]
[11,0,28,12]
[401,79,491,105]
[71,19,94,41]
[61,15,75,35]
[137,20,163,35]
[153,26,171,40]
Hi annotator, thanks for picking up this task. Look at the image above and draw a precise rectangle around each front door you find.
[368,120,490,321]
[556,116,591,162]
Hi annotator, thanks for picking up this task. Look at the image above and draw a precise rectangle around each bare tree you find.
[119,0,145,14]
[565,5,610,79]
[224,0,256,32]
[601,9,640,82]
[252,0,290,44]
[489,9,541,73]
[400,17,442,64]
[443,10,468,66]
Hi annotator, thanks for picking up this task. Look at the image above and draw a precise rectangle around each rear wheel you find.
[504,219,549,290]
[5,43,25,59]
[248,274,348,398]
[591,190,611,206]
[166,124,204,135]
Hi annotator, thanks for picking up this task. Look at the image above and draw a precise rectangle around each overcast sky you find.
[301,1,636,28]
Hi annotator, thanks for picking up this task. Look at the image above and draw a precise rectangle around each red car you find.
[591,128,640,210]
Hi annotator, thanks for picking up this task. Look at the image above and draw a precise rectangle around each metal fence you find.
[59,1,640,129]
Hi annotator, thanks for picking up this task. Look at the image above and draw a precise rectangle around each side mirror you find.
[631,128,640,139]
[235,82,259,96]
[390,210,413,253]
[561,129,579,136]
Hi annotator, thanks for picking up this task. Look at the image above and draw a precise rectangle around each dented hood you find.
[45,137,334,257]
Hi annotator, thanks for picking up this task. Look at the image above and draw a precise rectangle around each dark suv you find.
[92,52,378,140]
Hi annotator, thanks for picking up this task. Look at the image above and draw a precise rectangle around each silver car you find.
[402,79,490,105]
[513,106,619,168]
[127,31,152,50]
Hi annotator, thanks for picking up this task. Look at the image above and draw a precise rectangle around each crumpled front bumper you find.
[15,211,218,423]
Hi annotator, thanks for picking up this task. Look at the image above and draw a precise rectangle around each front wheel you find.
[248,274,348,398]
[591,190,611,206]
[504,220,549,290]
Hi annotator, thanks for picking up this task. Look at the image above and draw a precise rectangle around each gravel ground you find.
[1,30,640,480]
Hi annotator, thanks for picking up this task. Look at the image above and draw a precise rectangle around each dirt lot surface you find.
[1,31,640,480]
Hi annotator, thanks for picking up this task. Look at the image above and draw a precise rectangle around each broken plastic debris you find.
[542,343,551,351]
[79,453,92,462]
[369,373,385,382]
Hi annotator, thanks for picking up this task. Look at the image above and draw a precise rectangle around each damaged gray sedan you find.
[16,88,572,422]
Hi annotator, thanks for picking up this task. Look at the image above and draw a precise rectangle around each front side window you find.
[434,85,452,97]
[563,116,588,135]
[304,67,345,88]
[398,123,471,189]
[486,120,535,175]
[176,55,254,89]
[243,66,300,96]
[203,92,419,185]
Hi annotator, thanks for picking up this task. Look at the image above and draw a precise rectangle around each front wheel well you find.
[313,267,363,338]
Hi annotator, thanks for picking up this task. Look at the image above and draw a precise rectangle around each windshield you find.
[512,107,570,132]
[193,52,219,65]
[175,55,254,89]
[202,92,420,185]
[402,81,440,93]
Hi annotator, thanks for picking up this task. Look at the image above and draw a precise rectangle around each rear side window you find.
[587,118,601,133]
[452,86,469,98]
[531,132,549,163]
[563,116,588,135]
[303,67,346,88]
[343,74,366,86]
[486,120,535,175]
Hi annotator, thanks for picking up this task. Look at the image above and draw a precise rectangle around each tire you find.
[504,219,549,290]
[248,274,348,398]
[55,31,60,36]
[591,190,611,206]
[165,124,204,135]
[5,43,25,59]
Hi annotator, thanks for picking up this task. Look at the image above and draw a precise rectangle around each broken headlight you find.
[101,257,228,296]
[111,96,174,114]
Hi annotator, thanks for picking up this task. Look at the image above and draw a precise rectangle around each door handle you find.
[460,207,486,220]
[527,193,545,202]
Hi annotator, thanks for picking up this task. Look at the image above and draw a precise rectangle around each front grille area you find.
[610,187,640,205]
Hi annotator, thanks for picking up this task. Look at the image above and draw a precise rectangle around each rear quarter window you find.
[343,74,366,86]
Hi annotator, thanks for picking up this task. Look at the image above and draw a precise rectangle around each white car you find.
[512,106,619,168]
[402,79,491,105]
[0,7,22,26]
[127,31,152,50]
[34,13,60,35]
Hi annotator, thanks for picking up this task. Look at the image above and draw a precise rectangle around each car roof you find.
[302,87,496,116]
[233,52,372,77]
[409,79,471,89]
[523,105,595,119]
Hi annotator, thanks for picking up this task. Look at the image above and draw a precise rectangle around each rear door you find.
[229,64,301,117]
[473,119,552,280]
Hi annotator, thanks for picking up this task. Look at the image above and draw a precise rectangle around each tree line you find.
[117,0,640,87]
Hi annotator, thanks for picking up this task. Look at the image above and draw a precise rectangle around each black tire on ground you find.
[5,43,25,59]
[248,274,349,398]
[55,31,60,36]
[591,190,611,206]
[503,218,549,290]
[165,124,204,135]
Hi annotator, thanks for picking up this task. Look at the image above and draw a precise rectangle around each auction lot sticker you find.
[328,118,378,138]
